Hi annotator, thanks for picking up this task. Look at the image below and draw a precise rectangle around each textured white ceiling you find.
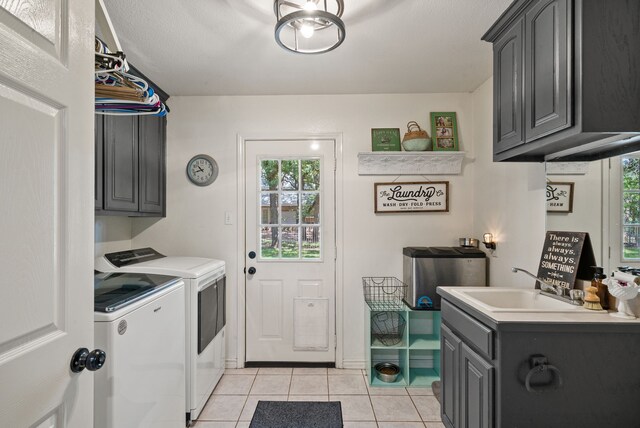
[103,0,512,96]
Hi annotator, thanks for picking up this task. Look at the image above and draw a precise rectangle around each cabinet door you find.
[104,115,139,211]
[95,115,103,209]
[493,16,525,154]
[441,324,461,428]
[524,0,571,142]
[138,115,165,214]
[460,343,493,428]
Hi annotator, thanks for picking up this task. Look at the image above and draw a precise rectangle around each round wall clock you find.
[186,154,218,186]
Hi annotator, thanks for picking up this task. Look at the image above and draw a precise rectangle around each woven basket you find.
[402,121,431,151]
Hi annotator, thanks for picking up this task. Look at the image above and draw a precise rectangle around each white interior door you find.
[0,0,95,426]
[245,139,336,362]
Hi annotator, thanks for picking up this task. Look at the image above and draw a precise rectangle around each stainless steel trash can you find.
[402,247,487,310]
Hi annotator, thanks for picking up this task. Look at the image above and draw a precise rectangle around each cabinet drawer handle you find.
[524,355,563,393]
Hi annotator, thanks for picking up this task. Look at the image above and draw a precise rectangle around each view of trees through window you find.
[623,157,640,259]
[260,158,321,259]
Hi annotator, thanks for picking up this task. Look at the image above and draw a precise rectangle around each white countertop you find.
[438,286,640,324]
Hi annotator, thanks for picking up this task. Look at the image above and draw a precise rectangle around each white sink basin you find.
[453,288,606,313]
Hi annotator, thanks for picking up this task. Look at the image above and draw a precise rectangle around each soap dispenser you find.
[591,266,609,310]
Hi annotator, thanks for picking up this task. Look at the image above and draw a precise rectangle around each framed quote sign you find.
[374,181,449,213]
[546,182,574,213]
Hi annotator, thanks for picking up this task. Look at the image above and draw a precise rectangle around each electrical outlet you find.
[224,211,233,225]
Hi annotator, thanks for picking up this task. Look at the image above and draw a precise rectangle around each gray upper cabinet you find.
[103,115,139,212]
[493,15,524,154]
[138,115,165,214]
[524,0,570,142]
[95,115,103,209]
[483,0,640,162]
[96,114,166,217]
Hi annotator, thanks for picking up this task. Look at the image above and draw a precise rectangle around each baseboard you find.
[341,359,366,370]
[245,361,336,368]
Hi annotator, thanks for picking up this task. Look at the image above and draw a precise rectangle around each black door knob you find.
[248,251,256,259]
[247,267,256,275]
[70,348,107,373]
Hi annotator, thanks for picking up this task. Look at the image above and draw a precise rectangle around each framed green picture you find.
[430,112,459,151]
[371,128,401,151]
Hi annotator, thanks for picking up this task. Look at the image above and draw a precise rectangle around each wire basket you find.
[363,277,407,311]
[371,311,406,346]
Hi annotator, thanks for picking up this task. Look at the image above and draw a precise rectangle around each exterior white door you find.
[245,139,336,362]
[0,0,95,426]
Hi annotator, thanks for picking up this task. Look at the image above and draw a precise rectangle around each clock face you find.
[187,155,218,186]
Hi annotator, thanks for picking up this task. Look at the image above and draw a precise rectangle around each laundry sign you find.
[374,181,449,213]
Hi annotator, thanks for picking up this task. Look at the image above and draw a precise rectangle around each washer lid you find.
[94,272,181,313]
[118,256,225,278]
[96,248,225,278]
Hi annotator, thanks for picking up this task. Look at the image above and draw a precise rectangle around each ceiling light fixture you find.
[274,0,345,54]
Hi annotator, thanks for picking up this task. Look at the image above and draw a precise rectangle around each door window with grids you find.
[259,158,321,260]
[622,156,640,260]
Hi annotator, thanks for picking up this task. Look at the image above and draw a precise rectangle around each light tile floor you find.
[194,368,445,428]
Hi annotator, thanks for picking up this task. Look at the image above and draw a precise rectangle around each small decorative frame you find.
[430,112,459,151]
[374,181,449,213]
[371,128,401,151]
[546,182,574,213]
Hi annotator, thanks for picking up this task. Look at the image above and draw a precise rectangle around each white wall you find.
[546,162,604,266]
[130,93,476,368]
[94,82,552,367]
[470,79,547,286]
[94,216,133,257]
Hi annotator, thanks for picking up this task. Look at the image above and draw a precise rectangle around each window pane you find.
[624,226,640,259]
[302,193,320,224]
[282,227,300,258]
[281,193,299,224]
[261,160,279,191]
[302,226,321,259]
[623,192,640,224]
[623,158,640,190]
[281,160,299,190]
[302,159,320,190]
[261,193,279,224]
[260,227,279,258]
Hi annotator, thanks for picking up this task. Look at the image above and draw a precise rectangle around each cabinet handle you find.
[524,355,563,393]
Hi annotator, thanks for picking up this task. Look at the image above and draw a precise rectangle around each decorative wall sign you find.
[536,231,596,290]
[371,128,401,151]
[546,182,574,213]
[374,181,449,213]
[430,112,459,151]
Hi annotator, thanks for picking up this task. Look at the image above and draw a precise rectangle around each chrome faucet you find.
[511,267,583,305]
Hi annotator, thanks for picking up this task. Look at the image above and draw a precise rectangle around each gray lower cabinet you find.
[96,114,166,216]
[459,343,493,428]
[440,297,640,428]
[483,0,640,162]
[441,324,493,428]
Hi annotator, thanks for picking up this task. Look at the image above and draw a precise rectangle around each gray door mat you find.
[249,401,343,428]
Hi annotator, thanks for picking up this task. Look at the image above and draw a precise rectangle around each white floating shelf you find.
[358,152,465,175]
[545,162,590,175]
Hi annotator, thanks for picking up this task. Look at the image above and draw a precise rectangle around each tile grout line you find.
[235,373,258,424]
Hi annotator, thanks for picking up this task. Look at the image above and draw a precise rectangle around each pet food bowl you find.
[374,362,401,383]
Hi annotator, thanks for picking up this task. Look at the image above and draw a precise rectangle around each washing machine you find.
[95,247,226,422]
[94,271,185,428]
